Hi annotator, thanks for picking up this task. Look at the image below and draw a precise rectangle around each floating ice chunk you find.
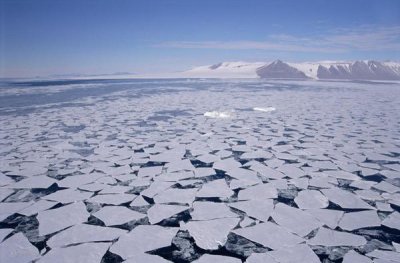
[0,228,13,243]
[373,181,400,194]
[233,222,304,250]
[38,242,110,263]
[138,166,163,178]
[196,179,234,199]
[267,244,320,263]
[154,188,198,205]
[226,167,260,182]
[253,107,276,113]
[130,195,150,207]
[204,111,234,119]
[213,158,242,172]
[165,159,195,173]
[238,183,278,200]
[141,181,175,198]
[182,217,240,250]
[193,254,241,263]
[43,188,93,203]
[343,250,373,263]
[338,211,381,231]
[89,193,136,205]
[19,199,57,216]
[110,225,178,259]
[57,173,105,188]
[277,165,305,179]
[99,185,132,194]
[321,188,374,210]
[123,253,171,263]
[93,206,146,226]
[350,180,377,190]
[306,209,344,229]
[367,250,400,262]
[0,201,33,221]
[376,202,393,212]
[324,170,360,181]
[9,175,56,189]
[196,154,221,164]
[191,202,238,220]
[0,188,13,202]
[394,242,400,252]
[147,204,189,224]
[246,253,278,263]
[78,182,107,192]
[0,233,39,263]
[355,189,383,201]
[382,212,400,231]
[249,162,284,180]
[47,223,126,248]
[37,201,90,236]
[294,190,329,209]
[229,199,274,221]
[271,203,322,237]
[194,168,216,178]
[155,171,194,182]
[0,172,14,186]
[308,227,367,247]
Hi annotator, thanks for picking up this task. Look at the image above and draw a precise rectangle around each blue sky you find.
[1,0,400,77]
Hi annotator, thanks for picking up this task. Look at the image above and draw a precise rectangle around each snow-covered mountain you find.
[182,61,266,78]
[183,60,400,80]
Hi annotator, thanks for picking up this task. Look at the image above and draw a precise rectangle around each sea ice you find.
[147,204,189,224]
[182,217,240,250]
[37,201,90,236]
[308,227,367,247]
[46,223,126,248]
[93,206,146,226]
[0,233,39,263]
[294,190,329,209]
[110,225,178,259]
[233,222,304,249]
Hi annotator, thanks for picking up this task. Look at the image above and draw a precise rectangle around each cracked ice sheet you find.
[271,203,322,237]
[38,242,110,263]
[321,187,374,210]
[238,183,278,200]
[229,199,274,221]
[88,193,136,205]
[93,206,146,226]
[153,187,198,205]
[343,250,373,263]
[196,179,234,199]
[47,223,126,248]
[194,254,241,263]
[0,233,39,263]
[367,250,400,262]
[182,217,240,250]
[233,222,304,250]
[147,204,189,224]
[263,244,320,263]
[191,201,239,220]
[294,190,329,209]
[338,210,381,231]
[110,225,178,259]
[37,201,90,236]
[308,227,367,247]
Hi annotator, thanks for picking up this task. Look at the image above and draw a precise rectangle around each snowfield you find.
[0,78,399,262]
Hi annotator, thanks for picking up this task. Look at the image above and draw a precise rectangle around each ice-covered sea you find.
[0,78,400,263]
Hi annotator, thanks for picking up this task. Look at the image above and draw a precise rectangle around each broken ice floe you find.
[1,79,400,262]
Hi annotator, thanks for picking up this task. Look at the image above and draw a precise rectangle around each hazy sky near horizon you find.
[1,0,400,77]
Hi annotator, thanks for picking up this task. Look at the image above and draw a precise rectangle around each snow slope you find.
[183,60,400,80]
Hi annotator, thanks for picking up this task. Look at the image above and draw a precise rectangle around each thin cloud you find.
[155,26,400,53]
